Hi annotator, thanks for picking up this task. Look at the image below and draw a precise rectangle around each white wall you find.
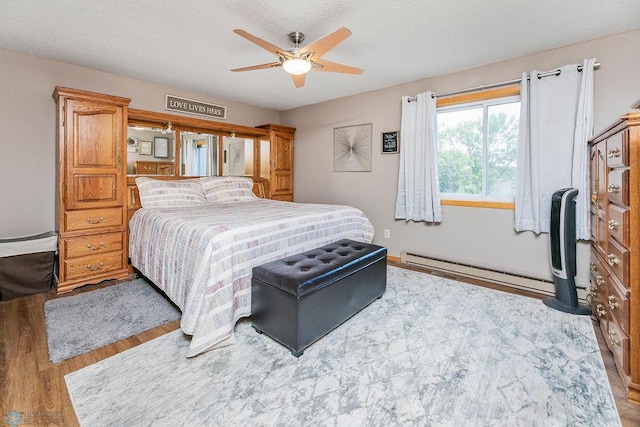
[0,48,279,238]
[281,30,640,287]
[2,30,639,288]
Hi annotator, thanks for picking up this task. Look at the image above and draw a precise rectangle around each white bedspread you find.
[129,199,374,356]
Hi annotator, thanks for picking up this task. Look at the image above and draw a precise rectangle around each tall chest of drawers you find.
[53,87,132,293]
[589,109,640,404]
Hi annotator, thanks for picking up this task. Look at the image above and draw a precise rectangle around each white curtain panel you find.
[395,91,442,223]
[515,60,595,239]
[572,58,596,240]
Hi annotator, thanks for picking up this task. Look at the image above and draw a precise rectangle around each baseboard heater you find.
[400,251,588,301]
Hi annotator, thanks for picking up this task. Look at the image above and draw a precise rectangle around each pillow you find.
[201,176,257,203]
[135,177,207,208]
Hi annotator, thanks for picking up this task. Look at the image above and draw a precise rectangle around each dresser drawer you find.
[64,207,124,232]
[606,315,630,376]
[606,169,628,206]
[63,251,124,281]
[606,131,627,168]
[590,286,607,321]
[606,237,630,286]
[589,251,608,293]
[597,305,610,349]
[593,211,606,256]
[607,204,629,247]
[156,164,173,175]
[62,232,124,259]
[607,275,630,334]
[135,162,156,173]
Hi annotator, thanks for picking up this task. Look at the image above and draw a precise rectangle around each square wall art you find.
[333,123,372,172]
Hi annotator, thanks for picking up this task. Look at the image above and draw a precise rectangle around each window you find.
[436,90,520,206]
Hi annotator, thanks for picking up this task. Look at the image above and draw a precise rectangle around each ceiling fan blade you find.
[233,29,290,58]
[312,59,363,75]
[231,62,282,72]
[300,27,352,59]
[290,73,306,88]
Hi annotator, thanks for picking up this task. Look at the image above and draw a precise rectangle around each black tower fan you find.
[543,188,591,315]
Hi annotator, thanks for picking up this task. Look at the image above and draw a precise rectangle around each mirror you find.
[180,132,218,176]
[127,127,175,175]
[222,136,254,176]
[127,110,266,179]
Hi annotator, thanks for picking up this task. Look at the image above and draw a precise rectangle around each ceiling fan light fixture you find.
[282,58,311,75]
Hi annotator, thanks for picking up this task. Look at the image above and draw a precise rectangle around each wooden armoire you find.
[257,124,295,202]
[589,106,640,404]
[53,87,131,293]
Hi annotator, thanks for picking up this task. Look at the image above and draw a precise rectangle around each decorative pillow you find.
[135,177,207,208]
[201,176,257,203]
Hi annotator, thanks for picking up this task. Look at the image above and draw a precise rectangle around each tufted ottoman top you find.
[252,239,387,298]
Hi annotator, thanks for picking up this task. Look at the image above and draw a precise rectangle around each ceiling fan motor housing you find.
[288,32,305,46]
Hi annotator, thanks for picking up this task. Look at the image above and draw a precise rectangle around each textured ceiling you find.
[1,0,639,111]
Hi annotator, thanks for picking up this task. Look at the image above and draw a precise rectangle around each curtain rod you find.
[407,62,600,102]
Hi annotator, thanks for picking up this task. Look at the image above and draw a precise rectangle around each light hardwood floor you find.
[1,262,639,426]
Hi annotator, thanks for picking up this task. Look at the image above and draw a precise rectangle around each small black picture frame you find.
[382,131,399,154]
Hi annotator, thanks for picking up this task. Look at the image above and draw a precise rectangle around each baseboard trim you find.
[387,255,401,264]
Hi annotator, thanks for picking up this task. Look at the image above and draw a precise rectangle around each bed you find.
[128,176,375,356]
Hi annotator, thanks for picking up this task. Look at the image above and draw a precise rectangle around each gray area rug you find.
[65,267,620,426]
[45,279,181,363]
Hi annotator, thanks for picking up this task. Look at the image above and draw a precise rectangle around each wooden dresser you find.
[589,108,640,404]
[53,87,131,293]
[133,161,174,175]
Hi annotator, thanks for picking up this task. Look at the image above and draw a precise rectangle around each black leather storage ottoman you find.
[251,239,387,357]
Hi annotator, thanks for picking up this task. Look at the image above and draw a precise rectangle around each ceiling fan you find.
[231,27,363,88]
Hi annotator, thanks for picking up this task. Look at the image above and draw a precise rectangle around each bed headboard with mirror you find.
[126,109,295,203]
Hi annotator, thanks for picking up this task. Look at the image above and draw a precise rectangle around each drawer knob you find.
[607,147,620,158]
[607,220,619,230]
[607,183,619,193]
[596,275,605,287]
[607,254,620,267]
[589,262,597,271]
[86,216,106,224]
[608,330,619,346]
[86,262,105,271]
[591,192,598,206]
[86,242,106,251]
[608,295,619,310]
[596,304,607,317]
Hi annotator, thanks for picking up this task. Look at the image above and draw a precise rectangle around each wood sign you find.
[165,95,227,119]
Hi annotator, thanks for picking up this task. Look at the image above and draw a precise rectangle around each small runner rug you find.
[45,278,180,363]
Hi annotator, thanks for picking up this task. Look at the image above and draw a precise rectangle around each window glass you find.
[437,106,483,196]
[436,96,519,202]
[486,102,520,198]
